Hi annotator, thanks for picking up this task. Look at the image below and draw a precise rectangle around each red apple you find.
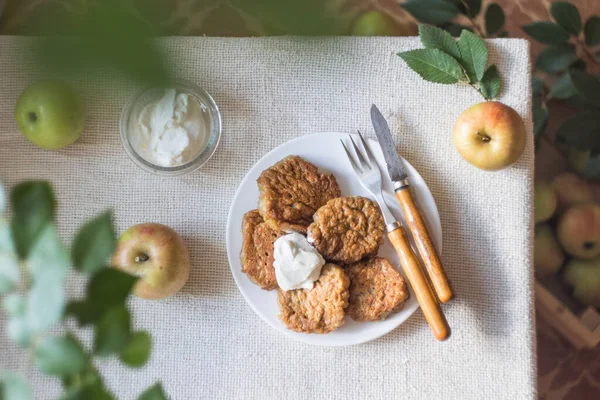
[112,223,190,300]
[557,204,600,259]
[534,224,564,279]
[534,182,557,224]
[551,172,593,212]
[563,257,600,308]
[452,101,526,171]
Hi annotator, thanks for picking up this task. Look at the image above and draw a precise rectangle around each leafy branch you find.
[401,0,507,39]
[523,1,600,179]
[0,182,167,400]
[398,24,501,101]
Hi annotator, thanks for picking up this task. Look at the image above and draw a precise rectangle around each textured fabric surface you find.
[0,36,535,399]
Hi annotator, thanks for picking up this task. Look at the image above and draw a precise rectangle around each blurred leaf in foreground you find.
[31,0,169,85]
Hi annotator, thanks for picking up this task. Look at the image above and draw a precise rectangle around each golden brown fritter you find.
[277,263,350,334]
[240,210,285,290]
[257,156,341,233]
[307,196,385,264]
[346,257,409,321]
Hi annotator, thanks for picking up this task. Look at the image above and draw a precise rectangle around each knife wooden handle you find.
[396,186,454,303]
[388,227,450,341]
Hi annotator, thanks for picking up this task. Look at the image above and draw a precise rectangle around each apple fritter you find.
[307,196,385,264]
[346,257,408,321]
[257,155,341,233]
[277,263,349,334]
[240,210,285,290]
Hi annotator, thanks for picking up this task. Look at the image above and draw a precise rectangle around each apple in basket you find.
[452,101,526,171]
[112,223,190,300]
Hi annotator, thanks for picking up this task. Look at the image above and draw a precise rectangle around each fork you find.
[341,132,450,341]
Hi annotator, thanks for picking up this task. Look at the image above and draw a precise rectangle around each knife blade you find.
[370,104,407,184]
[370,104,454,303]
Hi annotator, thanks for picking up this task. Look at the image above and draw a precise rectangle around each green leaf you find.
[26,278,65,333]
[571,58,587,70]
[94,305,131,356]
[584,153,600,179]
[585,16,600,46]
[485,4,505,36]
[401,0,460,25]
[0,183,5,214]
[549,71,577,99]
[34,335,86,376]
[533,105,549,141]
[419,24,461,59]
[479,65,501,100]
[569,68,600,107]
[532,76,545,97]
[138,383,167,400]
[458,30,488,81]
[460,0,481,18]
[120,331,151,368]
[522,22,570,45]
[0,251,19,294]
[2,293,25,315]
[443,23,472,37]
[550,2,581,35]
[7,315,32,346]
[398,48,464,84]
[60,384,114,400]
[10,182,55,259]
[556,111,600,151]
[1,372,32,400]
[0,219,14,254]
[25,225,68,333]
[68,269,137,326]
[536,44,577,73]
[28,224,69,282]
[72,212,116,275]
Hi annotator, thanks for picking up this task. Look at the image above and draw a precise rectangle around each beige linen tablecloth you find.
[0,37,535,399]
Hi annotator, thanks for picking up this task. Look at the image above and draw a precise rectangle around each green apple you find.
[15,80,85,150]
[534,182,557,224]
[563,257,600,308]
[567,147,590,176]
[111,223,190,300]
[557,203,600,259]
[534,224,564,279]
[452,102,526,171]
[551,172,593,212]
[351,11,407,36]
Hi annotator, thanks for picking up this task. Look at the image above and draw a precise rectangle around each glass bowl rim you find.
[119,79,222,176]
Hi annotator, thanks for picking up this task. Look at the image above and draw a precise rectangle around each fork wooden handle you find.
[396,187,454,303]
[388,227,450,341]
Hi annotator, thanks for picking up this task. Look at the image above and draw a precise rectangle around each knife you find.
[370,104,454,303]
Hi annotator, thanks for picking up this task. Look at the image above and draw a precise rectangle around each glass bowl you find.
[120,80,222,176]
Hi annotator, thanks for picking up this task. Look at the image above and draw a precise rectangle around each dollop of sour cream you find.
[133,89,207,167]
[273,233,325,291]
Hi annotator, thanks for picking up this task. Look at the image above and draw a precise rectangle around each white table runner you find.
[0,37,535,399]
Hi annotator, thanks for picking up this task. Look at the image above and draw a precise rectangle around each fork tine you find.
[340,139,363,174]
[349,135,371,171]
[357,130,377,165]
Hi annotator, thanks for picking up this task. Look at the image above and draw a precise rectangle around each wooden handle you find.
[396,187,454,303]
[388,227,450,341]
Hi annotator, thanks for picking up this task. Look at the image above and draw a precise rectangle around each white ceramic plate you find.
[226,132,442,346]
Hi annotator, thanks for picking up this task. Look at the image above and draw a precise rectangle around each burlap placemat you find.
[0,36,535,399]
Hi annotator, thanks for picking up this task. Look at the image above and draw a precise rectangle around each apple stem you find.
[135,254,150,263]
[476,131,491,142]
[28,112,37,123]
